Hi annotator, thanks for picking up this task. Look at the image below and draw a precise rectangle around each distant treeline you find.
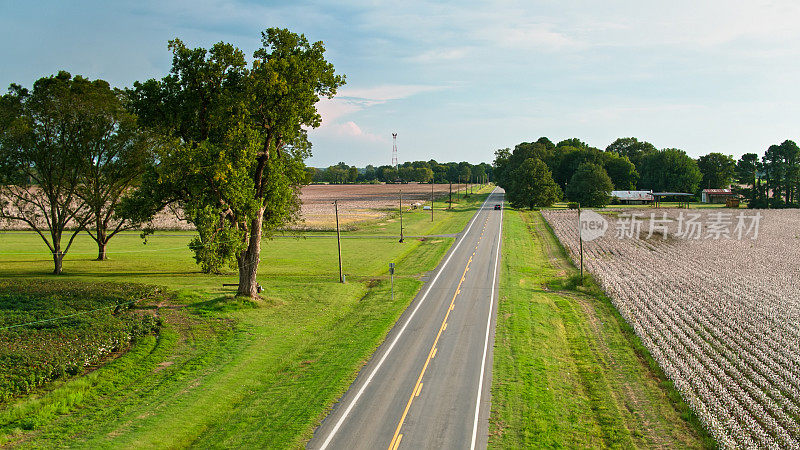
[308,160,492,184]
[494,136,800,209]
[737,140,800,208]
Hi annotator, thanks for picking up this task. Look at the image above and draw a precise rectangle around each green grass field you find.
[489,208,713,448]
[0,186,492,448]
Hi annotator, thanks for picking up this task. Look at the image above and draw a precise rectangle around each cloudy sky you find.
[2,1,799,167]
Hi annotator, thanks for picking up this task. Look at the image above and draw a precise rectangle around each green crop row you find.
[0,280,162,403]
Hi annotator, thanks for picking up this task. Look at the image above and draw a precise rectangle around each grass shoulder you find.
[490,208,713,449]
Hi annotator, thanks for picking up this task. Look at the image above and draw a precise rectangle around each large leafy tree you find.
[735,153,764,206]
[565,162,613,207]
[492,147,512,189]
[697,152,736,189]
[602,153,639,190]
[507,158,561,209]
[125,29,344,297]
[638,148,702,193]
[762,140,800,206]
[549,145,604,189]
[605,137,657,171]
[0,72,101,274]
[76,86,154,260]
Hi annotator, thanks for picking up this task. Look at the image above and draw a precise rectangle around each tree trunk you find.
[237,206,266,298]
[51,231,63,275]
[53,247,63,275]
[97,240,107,261]
[96,225,108,260]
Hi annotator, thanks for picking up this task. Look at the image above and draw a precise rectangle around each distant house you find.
[701,189,737,203]
[611,190,654,205]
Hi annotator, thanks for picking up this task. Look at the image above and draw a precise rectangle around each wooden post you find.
[399,190,404,243]
[335,200,343,283]
[449,182,452,209]
[431,182,434,222]
[578,203,583,281]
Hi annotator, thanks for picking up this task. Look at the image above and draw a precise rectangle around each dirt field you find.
[0,183,471,231]
[296,183,463,230]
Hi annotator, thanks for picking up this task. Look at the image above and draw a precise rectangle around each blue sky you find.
[2,1,799,167]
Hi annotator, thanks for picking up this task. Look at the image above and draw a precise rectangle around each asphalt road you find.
[308,188,505,450]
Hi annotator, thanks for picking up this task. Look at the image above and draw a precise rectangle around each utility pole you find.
[448,182,452,210]
[577,202,583,281]
[430,182,434,222]
[399,190,404,243]
[392,133,398,172]
[335,200,344,283]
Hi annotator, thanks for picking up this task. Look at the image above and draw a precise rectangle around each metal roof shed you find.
[611,190,654,203]
[652,192,694,208]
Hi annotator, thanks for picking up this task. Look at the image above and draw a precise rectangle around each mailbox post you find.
[389,263,395,300]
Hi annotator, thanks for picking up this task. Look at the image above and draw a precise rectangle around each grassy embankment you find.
[0,186,492,448]
[490,208,714,449]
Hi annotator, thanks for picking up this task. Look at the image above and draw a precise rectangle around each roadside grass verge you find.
[489,208,712,448]
[0,188,491,447]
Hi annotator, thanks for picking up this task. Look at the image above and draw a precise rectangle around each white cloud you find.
[409,47,470,63]
[314,83,445,143]
[338,84,444,103]
[481,22,579,51]
[333,121,383,142]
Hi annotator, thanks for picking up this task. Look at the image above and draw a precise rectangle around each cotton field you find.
[542,208,800,448]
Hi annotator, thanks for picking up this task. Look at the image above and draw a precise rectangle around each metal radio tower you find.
[391,133,398,171]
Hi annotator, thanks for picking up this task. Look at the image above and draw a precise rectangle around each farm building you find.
[611,190,654,205]
[701,188,737,203]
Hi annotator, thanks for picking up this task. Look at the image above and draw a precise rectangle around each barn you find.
[611,190,654,205]
[701,188,737,203]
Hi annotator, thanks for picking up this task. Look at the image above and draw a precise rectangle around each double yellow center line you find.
[387,216,491,450]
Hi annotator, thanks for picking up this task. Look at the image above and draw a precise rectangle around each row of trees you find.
[495,137,707,208]
[736,140,800,208]
[0,28,343,298]
[0,72,154,271]
[309,160,491,184]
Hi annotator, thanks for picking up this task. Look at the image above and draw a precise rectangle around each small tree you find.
[508,158,561,209]
[0,73,97,274]
[565,162,613,207]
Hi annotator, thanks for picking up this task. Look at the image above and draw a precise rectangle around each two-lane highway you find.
[308,188,504,450]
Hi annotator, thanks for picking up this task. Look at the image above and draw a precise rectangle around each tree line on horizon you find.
[308,160,492,185]
[495,136,800,209]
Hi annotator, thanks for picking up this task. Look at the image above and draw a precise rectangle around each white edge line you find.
[318,190,496,450]
[470,198,503,450]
